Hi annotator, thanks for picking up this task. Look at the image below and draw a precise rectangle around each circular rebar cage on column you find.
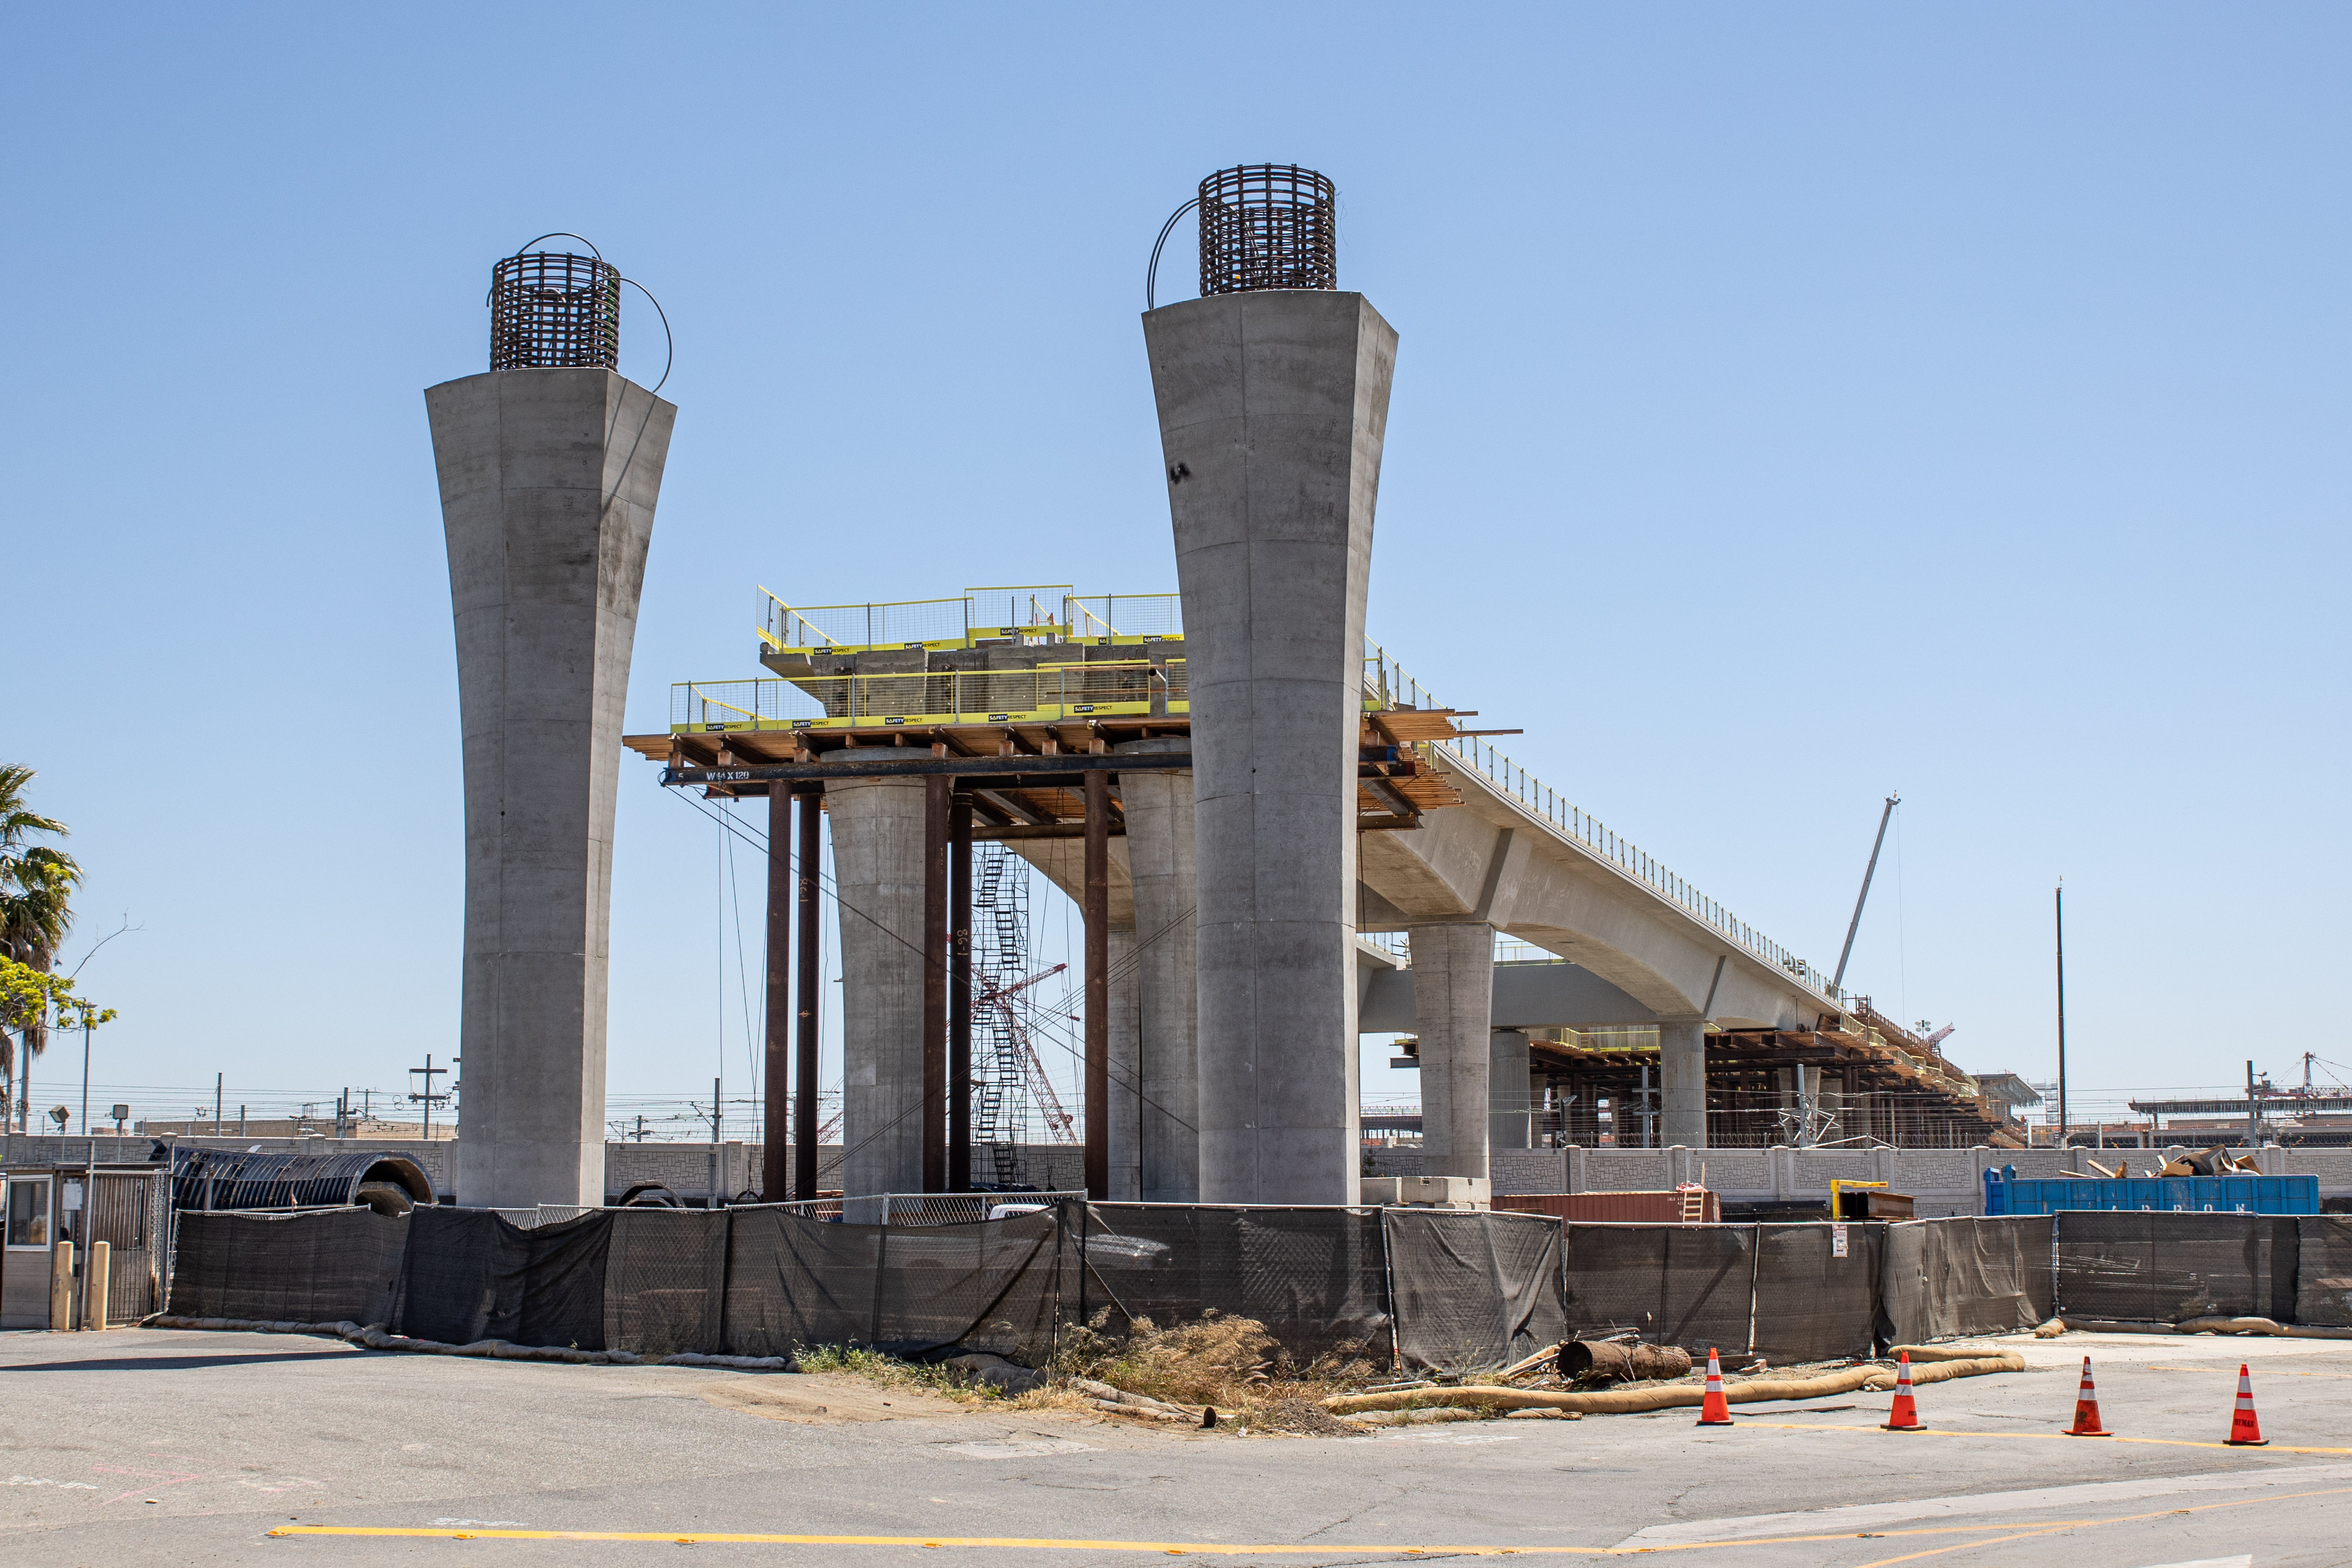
[489,250,620,370]
[1198,164,1337,296]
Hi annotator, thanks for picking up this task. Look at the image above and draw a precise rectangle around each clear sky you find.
[5,4,2346,1134]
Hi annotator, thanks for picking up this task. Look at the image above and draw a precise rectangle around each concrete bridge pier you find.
[1409,923,1493,1180]
[1490,1030,1534,1150]
[826,774,930,1199]
[1660,1019,1708,1148]
[428,366,676,1210]
[1147,288,1397,1205]
[1117,741,1199,1201]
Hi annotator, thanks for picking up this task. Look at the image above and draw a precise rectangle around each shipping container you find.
[1982,1170,2318,1216]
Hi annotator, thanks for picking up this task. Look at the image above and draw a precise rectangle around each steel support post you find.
[1084,768,1110,1200]
[763,787,793,1200]
[949,790,973,1193]
[923,775,951,1192]
[794,786,823,1200]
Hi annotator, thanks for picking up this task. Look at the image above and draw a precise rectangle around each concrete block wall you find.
[1368,1143,2352,1217]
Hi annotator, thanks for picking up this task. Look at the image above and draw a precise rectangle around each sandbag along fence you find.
[1567,1213,2352,1358]
[168,1201,1565,1373]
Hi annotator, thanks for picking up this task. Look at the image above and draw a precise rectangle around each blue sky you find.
[4,4,2345,1134]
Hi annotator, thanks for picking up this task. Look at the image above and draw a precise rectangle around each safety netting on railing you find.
[673,661,1188,732]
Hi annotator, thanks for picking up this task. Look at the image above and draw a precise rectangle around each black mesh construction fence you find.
[1563,1223,1756,1354]
[1383,1209,1565,1373]
[605,1209,726,1357]
[1882,1217,2052,1345]
[2053,1212,2297,1324]
[1072,1205,1391,1365]
[391,1208,613,1349]
[2296,1218,2352,1328]
[724,1207,1060,1363]
[166,1208,406,1325]
[1753,1223,1883,1362]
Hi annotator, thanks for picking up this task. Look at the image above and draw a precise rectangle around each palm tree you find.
[0,765,81,1129]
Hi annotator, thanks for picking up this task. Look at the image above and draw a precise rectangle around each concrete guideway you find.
[9,1326,2352,1565]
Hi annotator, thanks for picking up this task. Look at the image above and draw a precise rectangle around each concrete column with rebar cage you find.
[1144,164,1397,1206]
[427,241,676,1209]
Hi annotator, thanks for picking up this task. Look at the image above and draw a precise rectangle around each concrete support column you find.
[1489,1030,1533,1151]
[429,367,676,1209]
[1409,924,1493,1180]
[1659,1019,1708,1150]
[1103,929,1142,1200]
[1117,740,1199,1202]
[826,774,929,1199]
[1147,290,1397,1207]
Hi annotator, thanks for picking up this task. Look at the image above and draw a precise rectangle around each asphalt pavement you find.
[6,1326,2349,1565]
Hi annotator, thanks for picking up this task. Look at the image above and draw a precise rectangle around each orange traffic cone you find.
[2064,1355,2114,1437]
[2226,1364,2268,1446]
[1696,1347,1733,1426]
[1882,1351,1923,1431]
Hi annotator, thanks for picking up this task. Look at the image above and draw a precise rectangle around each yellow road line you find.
[266,1485,2352,1556]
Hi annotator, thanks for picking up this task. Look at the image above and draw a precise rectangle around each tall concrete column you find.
[1117,739,1198,1202]
[1660,1019,1709,1149]
[1409,924,1492,1181]
[428,367,676,1209]
[1489,1030,1533,1151]
[1102,928,1142,1200]
[1146,290,1397,1206]
[826,774,929,1199]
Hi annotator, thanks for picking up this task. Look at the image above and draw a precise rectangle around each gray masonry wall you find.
[427,367,676,1210]
[1366,1143,2352,1217]
[1146,289,1397,1206]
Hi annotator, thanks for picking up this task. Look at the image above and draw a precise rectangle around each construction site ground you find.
[5,1326,2349,1565]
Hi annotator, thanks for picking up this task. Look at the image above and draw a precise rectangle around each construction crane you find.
[1831,793,1900,992]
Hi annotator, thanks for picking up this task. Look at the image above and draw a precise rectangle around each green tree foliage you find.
[0,765,90,1123]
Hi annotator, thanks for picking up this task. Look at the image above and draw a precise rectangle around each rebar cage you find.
[1198,164,1337,295]
[489,250,620,370]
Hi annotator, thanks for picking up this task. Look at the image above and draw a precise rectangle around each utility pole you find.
[214,1072,223,1137]
[409,1055,449,1140]
[79,1017,91,1136]
[2053,883,2067,1151]
[2247,1060,2259,1152]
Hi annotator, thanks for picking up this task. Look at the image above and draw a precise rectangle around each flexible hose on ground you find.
[2059,1316,2352,1341]
[1323,1350,2025,1416]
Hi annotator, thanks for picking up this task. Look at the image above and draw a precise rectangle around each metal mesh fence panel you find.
[1751,1223,1882,1362]
[723,1206,1060,1363]
[167,1209,407,1326]
[2296,1218,2352,1327]
[603,1210,725,1357]
[391,1208,613,1348]
[1073,1205,1391,1365]
[2053,1211,2296,1324]
[1563,1223,1756,1354]
[1881,1217,2053,1344]
[1382,1209,1564,1374]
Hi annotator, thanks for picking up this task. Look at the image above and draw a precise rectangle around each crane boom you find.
[1831,793,1900,991]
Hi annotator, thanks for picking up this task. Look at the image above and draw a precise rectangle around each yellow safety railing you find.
[674,660,1188,732]
[757,586,1182,655]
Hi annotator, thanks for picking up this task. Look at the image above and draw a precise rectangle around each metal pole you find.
[921,775,951,1192]
[711,1073,723,1206]
[80,1021,90,1137]
[1831,794,1900,991]
[949,790,973,1193]
[213,1072,222,1138]
[794,786,822,1200]
[2247,1059,2259,1153]
[1083,768,1110,1201]
[2054,885,2067,1151]
[763,786,793,1201]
